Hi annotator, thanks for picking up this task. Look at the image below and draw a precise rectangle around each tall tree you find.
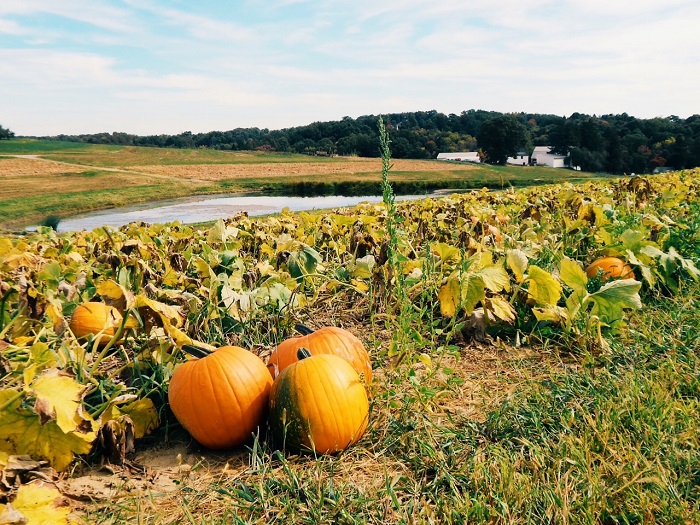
[0,124,15,140]
[477,115,529,165]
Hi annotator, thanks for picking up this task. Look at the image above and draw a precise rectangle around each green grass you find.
[82,284,700,524]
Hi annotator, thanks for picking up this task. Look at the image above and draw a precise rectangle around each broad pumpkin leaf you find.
[506,249,528,283]
[288,246,323,280]
[27,369,89,434]
[96,280,134,311]
[438,278,460,317]
[431,242,461,264]
[0,390,97,472]
[0,481,72,525]
[101,397,159,439]
[559,258,588,294]
[586,279,642,323]
[474,265,510,293]
[526,265,562,306]
[461,273,486,315]
[487,296,516,323]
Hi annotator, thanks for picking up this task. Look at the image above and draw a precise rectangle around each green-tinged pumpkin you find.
[585,256,635,281]
[269,349,369,454]
[267,324,372,383]
[168,345,272,450]
[69,302,124,346]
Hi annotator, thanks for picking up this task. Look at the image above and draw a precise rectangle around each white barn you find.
[507,152,529,166]
[531,146,568,168]
[437,152,481,163]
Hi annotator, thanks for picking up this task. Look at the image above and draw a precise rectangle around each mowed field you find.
[0,140,601,230]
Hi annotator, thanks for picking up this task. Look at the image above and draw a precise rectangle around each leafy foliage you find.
[1,164,700,476]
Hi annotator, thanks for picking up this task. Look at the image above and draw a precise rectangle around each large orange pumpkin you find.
[69,302,124,346]
[585,256,635,281]
[267,324,372,383]
[168,345,272,449]
[268,349,369,454]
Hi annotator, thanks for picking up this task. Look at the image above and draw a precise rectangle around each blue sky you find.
[1,1,699,136]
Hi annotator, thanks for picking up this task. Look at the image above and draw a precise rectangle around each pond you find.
[55,192,438,233]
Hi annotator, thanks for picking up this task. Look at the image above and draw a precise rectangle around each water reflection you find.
[56,193,428,232]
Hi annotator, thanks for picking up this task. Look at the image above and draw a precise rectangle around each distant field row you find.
[0,140,605,230]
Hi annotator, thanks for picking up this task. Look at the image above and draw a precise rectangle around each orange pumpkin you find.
[268,349,369,454]
[267,324,372,383]
[69,302,124,346]
[585,256,635,281]
[168,345,272,449]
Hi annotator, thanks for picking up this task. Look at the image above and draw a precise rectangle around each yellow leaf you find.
[120,398,159,438]
[418,353,432,370]
[0,390,97,472]
[487,296,516,323]
[559,258,588,294]
[438,278,460,317]
[28,370,88,434]
[0,482,71,525]
[96,280,134,310]
[507,249,528,283]
[526,265,562,306]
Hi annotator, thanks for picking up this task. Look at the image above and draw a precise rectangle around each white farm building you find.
[436,152,481,163]
[531,146,568,168]
[507,152,529,166]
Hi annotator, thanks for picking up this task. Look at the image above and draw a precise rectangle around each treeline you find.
[40,109,700,174]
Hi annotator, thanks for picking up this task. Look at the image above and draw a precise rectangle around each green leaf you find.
[586,279,642,323]
[461,273,486,315]
[526,265,562,306]
[288,246,323,281]
[37,262,62,289]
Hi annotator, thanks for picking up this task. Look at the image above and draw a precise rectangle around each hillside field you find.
[0,140,604,230]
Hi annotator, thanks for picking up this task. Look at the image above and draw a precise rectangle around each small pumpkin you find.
[268,349,369,454]
[168,345,273,449]
[69,302,124,346]
[585,256,634,281]
[267,324,372,383]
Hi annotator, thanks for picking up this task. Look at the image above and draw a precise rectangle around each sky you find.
[1,0,699,136]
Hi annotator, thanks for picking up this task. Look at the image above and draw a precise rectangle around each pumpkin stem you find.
[181,344,214,358]
[295,323,315,336]
[296,347,313,360]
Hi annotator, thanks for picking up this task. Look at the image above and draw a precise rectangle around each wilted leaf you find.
[487,296,516,323]
[96,280,134,311]
[438,278,460,317]
[430,243,460,264]
[0,390,97,472]
[28,370,88,435]
[288,246,323,281]
[0,482,71,525]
